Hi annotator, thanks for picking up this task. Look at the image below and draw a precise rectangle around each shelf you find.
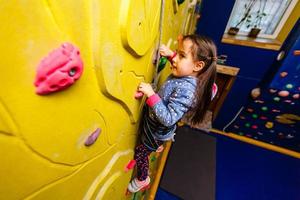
[222,33,282,51]
[217,64,240,76]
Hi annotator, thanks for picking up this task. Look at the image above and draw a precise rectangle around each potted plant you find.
[228,0,258,35]
[247,0,267,38]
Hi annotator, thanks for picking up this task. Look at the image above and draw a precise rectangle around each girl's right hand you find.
[159,44,174,57]
[138,82,155,98]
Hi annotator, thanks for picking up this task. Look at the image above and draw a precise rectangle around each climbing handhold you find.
[85,128,101,146]
[272,109,280,113]
[286,84,293,89]
[276,114,300,124]
[269,89,277,93]
[286,134,294,139]
[273,97,280,102]
[247,108,254,113]
[278,90,289,97]
[245,123,251,128]
[265,122,274,129]
[261,106,268,111]
[34,43,83,95]
[177,0,185,5]
[157,57,168,73]
[124,160,136,172]
[251,88,261,98]
[134,91,144,99]
[280,71,288,77]
[260,116,267,120]
[293,94,299,99]
[255,100,264,104]
[252,114,258,119]
[251,125,258,129]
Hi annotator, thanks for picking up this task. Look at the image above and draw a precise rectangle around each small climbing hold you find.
[272,109,280,113]
[261,106,268,111]
[278,90,289,97]
[252,114,258,119]
[292,94,299,99]
[251,125,258,129]
[124,160,136,172]
[85,128,101,146]
[260,116,267,120]
[280,71,288,77]
[134,91,144,99]
[247,108,254,113]
[251,88,261,99]
[265,122,274,129]
[157,57,168,73]
[177,0,185,5]
[269,89,277,93]
[286,84,293,89]
[273,97,280,102]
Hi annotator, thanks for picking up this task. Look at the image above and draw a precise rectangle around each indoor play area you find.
[0,0,299,200]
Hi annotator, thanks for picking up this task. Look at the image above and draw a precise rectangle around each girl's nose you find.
[171,54,178,66]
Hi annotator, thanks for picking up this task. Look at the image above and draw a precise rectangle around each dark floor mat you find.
[159,126,216,200]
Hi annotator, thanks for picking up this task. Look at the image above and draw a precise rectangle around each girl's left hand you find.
[138,82,155,97]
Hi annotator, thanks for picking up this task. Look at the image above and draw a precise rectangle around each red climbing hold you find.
[124,159,136,172]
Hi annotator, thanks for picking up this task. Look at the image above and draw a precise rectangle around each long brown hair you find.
[183,35,217,124]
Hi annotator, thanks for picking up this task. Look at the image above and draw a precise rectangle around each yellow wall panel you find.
[0,135,78,200]
[0,0,196,199]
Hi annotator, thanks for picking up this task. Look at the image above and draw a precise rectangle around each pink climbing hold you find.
[134,91,144,99]
[34,43,83,95]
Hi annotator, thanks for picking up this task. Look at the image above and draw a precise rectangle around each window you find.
[225,0,298,39]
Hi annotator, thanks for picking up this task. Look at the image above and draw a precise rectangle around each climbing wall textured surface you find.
[0,0,197,199]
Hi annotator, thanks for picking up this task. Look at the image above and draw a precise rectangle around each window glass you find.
[226,0,295,37]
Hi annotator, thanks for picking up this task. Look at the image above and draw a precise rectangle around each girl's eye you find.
[179,53,185,58]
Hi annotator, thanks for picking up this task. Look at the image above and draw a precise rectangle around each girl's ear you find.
[194,61,205,72]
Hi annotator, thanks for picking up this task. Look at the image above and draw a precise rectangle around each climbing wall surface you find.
[0,1,196,199]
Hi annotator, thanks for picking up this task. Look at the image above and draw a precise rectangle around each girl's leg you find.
[134,144,152,181]
[128,141,164,193]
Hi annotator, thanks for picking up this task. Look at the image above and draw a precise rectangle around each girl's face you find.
[171,39,203,77]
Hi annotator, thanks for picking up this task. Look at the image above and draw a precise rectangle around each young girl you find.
[128,34,217,193]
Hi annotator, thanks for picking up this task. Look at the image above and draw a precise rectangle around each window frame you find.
[224,0,299,39]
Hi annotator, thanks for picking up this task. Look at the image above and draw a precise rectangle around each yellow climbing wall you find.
[0,0,198,199]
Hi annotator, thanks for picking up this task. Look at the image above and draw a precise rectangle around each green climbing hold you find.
[177,0,185,5]
[150,155,156,162]
[261,106,268,111]
[273,97,280,102]
[252,114,258,118]
[245,123,251,128]
[157,57,168,73]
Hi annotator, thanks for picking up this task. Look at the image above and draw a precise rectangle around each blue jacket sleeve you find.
[150,87,195,127]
